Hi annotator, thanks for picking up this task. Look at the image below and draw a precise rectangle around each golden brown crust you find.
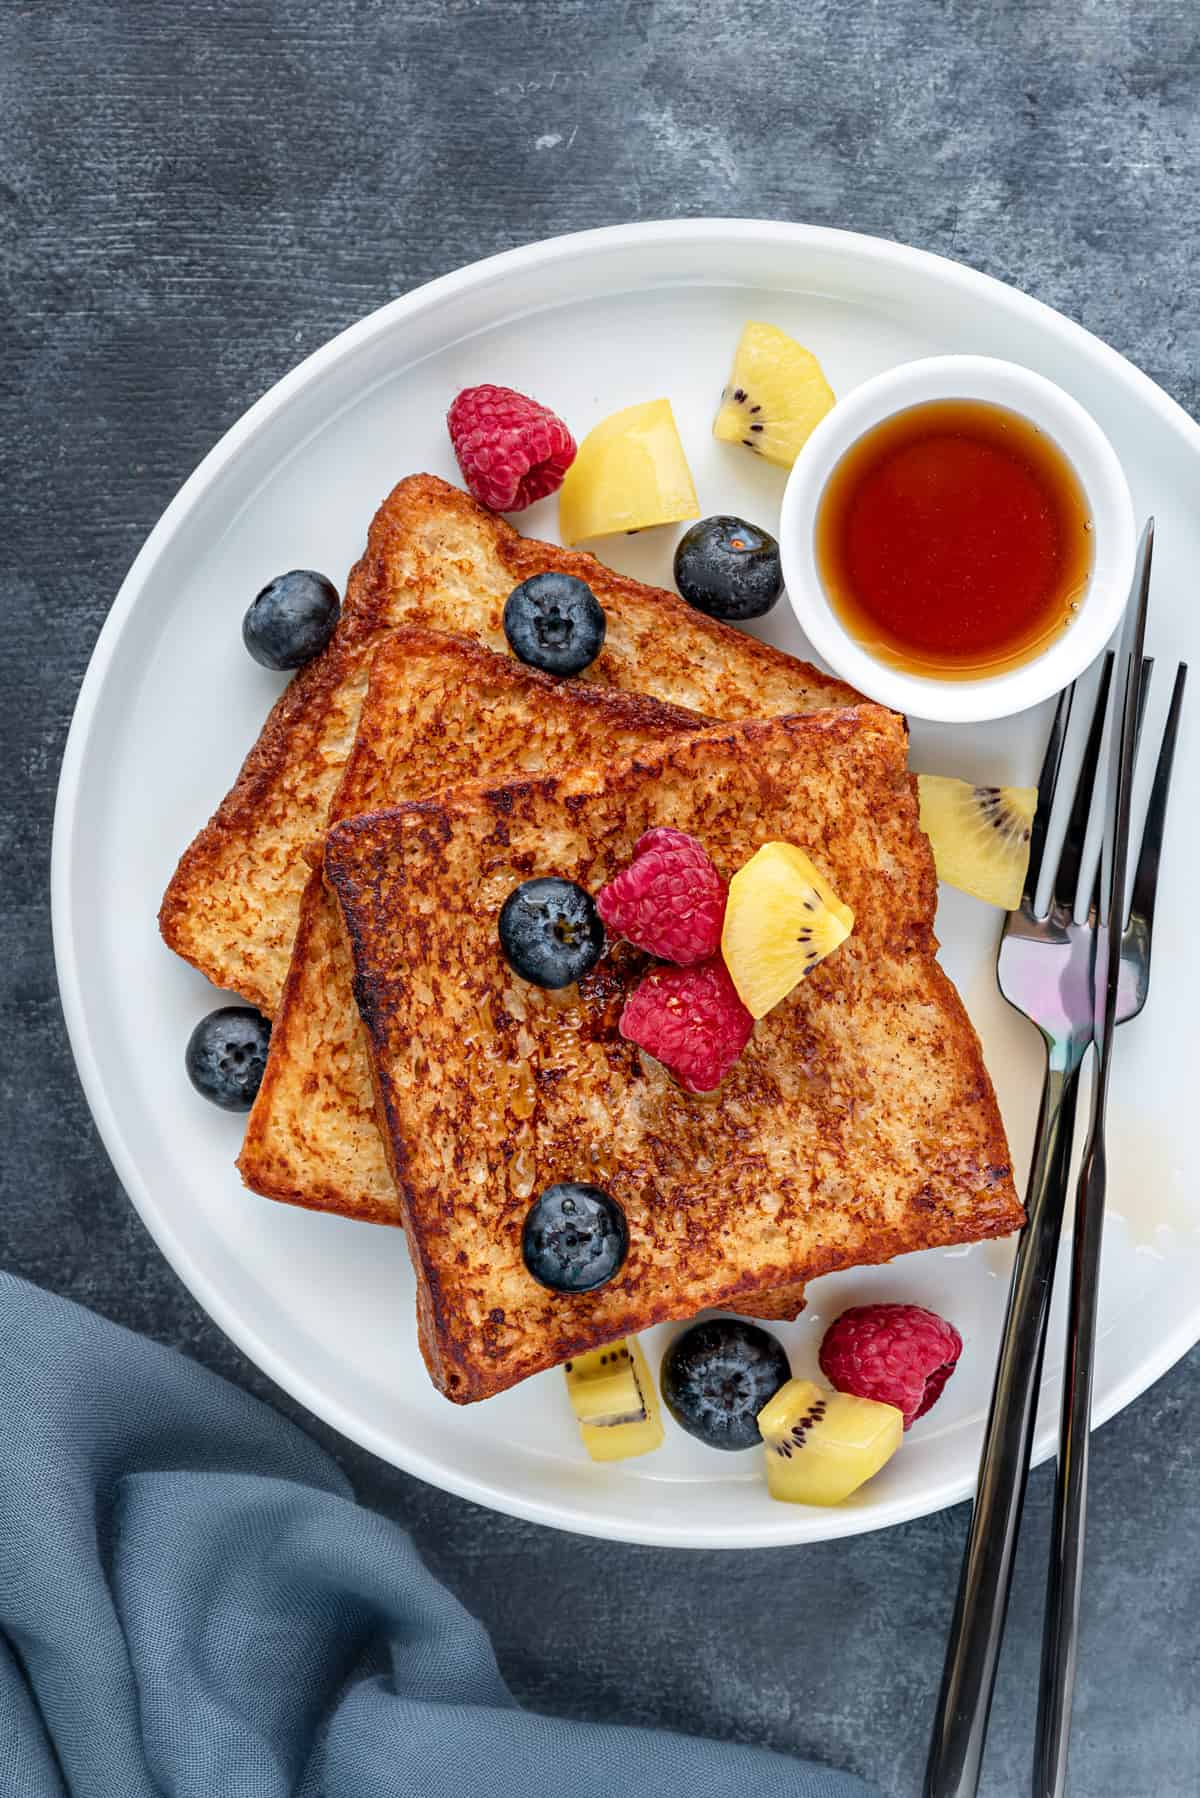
[327,708,1021,1404]
[736,1280,810,1322]
[236,865,404,1223]
[160,475,860,1016]
[158,640,373,1015]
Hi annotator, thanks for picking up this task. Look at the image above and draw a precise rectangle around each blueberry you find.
[243,570,341,670]
[660,1318,790,1450]
[503,572,606,676]
[498,877,604,988]
[673,516,783,621]
[185,1006,271,1111]
[523,1183,628,1293]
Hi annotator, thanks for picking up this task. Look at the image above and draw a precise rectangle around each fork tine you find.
[1023,681,1075,907]
[1082,655,1154,926]
[1128,662,1188,935]
[1137,658,1151,747]
[1051,654,1114,917]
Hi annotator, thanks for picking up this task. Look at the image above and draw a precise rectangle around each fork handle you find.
[925,1048,1083,1798]
[1033,1123,1108,1798]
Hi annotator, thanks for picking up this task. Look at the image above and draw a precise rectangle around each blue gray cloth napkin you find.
[0,1272,878,1796]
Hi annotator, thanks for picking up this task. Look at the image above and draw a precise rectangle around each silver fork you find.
[925,648,1187,1798]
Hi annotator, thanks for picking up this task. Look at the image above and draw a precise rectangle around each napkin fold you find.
[0,1273,876,1797]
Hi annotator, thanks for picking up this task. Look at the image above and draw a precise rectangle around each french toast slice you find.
[325,706,1022,1404]
[159,474,859,1017]
[238,628,705,1224]
[239,626,808,1322]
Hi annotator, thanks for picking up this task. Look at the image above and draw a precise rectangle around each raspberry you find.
[619,957,753,1093]
[447,384,576,513]
[596,828,726,965]
[819,1304,963,1429]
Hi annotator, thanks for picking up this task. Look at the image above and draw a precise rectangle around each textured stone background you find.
[2,4,1198,1794]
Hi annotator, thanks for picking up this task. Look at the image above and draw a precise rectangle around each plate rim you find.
[51,218,1200,1547]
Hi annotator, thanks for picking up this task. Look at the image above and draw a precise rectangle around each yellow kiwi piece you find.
[713,321,836,468]
[721,841,854,1020]
[758,1378,903,1506]
[558,399,699,545]
[917,775,1037,911]
[564,1337,664,1462]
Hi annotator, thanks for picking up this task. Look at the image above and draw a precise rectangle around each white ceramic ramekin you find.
[779,355,1137,722]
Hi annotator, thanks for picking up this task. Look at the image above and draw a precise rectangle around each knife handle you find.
[1033,1124,1108,1798]
[925,1050,1082,1798]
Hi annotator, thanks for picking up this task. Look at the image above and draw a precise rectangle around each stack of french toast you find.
[160,473,1021,1407]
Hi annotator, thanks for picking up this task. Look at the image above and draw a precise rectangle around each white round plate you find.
[53,221,1198,1548]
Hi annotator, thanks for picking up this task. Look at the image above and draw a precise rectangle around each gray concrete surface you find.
[2,4,1198,1794]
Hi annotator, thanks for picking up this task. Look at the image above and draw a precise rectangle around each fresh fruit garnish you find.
[565,1337,664,1461]
[713,321,835,468]
[558,399,699,545]
[503,572,606,677]
[522,1183,628,1294]
[185,1007,271,1111]
[619,957,753,1093]
[673,515,783,621]
[597,828,726,965]
[917,775,1037,910]
[447,383,577,513]
[758,1379,903,1505]
[819,1303,963,1429]
[498,877,605,989]
[721,842,854,1020]
[661,1318,790,1450]
[243,571,341,670]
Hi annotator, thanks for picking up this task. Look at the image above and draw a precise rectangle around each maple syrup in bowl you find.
[779,357,1136,723]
